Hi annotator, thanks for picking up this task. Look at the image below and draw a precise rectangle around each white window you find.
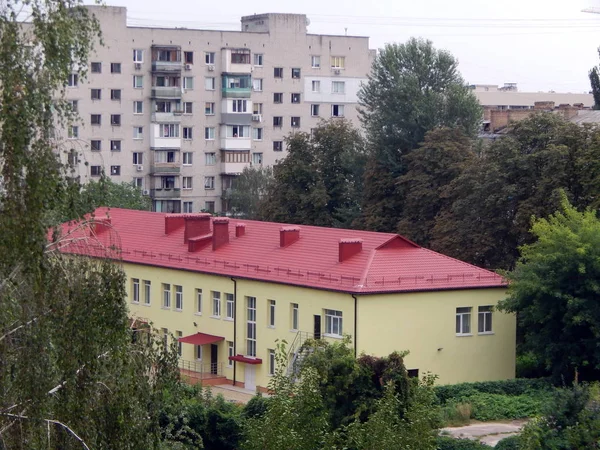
[133,126,143,139]
[177,331,182,356]
[204,176,215,189]
[291,303,298,331]
[183,127,193,140]
[196,288,202,314]
[132,278,140,303]
[205,102,215,115]
[144,280,151,305]
[226,293,234,320]
[184,102,193,114]
[331,104,345,117]
[227,125,249,138]
[252,128,263,141]
[162,283,171,308]
[205,153,216,166]
[311,104,320,116]
[68,74,78,87]
[478,306,493,333]
[252,78,263,91]
[205,52,215,65]
[205,77,215,90]
[175,285,183,310]
[68,126,78,139]
[247,296,257,357]
[253,103,263,115]
[133,101,143,114]
[212,291,221,317]
[456,307,472,335]
[268,300,276,327]
[325,309,343,336]
[232,99,247,113]
[227,341,234,367]
[268,349,276,376]
[311,80,320,92]
[183,201,193,213]
[204,127,215,140]
[133,49,144,63]
[332,81,345,94]
[183,77,194,90]
[159,124,179,138]
[183,152,193,165]
[311,55,321,68]
[133,75,143,88]
[132,152,143,165]
[252,152,263,165]
[182,176,193,190]
[330,56,345,69]
[196,345,203,361]
[253,53,263,66]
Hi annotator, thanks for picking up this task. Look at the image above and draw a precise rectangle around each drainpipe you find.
[231,277,237,385]
[352,294,358,358]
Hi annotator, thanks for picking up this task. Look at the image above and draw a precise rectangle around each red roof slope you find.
[55,208,506,294]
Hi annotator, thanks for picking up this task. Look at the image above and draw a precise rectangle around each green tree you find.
[260,119,365,228]
[498,195,600,383]
[357,37,481,231]
[590,48,600,110]
[225,166,272,219]
[0,1,181,448]
[397,127,475,246]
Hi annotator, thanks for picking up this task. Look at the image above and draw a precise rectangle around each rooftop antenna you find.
[344,27,347,36]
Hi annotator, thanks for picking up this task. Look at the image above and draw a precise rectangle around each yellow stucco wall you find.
[124,262,515,389]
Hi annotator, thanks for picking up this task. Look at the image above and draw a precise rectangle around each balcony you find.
[179,360,227,386]
[151,86,182,99]
[150,163,181,174]
[222,161,250,175]
[151,112,182,123]
[221,86,251,98]
[150,135,182,150]
[151,188,181,199]
[152,61,183,73]
[220,137,251,150]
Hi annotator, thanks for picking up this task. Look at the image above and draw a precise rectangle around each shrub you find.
[434,378,553,404]
[436,436,492,449]
[467,392,550,421]
[441,402,472,426]
[494,435,520,450]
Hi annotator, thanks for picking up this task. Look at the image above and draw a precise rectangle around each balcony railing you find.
[152,61,183,73]
[179,360,225,379]
[221,86,251,98]
[151,188,181,199]
[151,112,182,123]
[150,163,181,174]
[151,86,182,98]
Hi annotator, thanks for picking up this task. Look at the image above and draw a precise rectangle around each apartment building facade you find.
[64,6,374,214]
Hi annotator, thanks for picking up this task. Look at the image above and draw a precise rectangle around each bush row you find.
[434,378,553,404]
[437,436,520,450]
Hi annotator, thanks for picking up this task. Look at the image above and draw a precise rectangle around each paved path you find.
[208,384,268,404]
[442,420,527,447]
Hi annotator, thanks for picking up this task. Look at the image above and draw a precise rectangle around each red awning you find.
[178,332,224,345]
[228,354,263,365]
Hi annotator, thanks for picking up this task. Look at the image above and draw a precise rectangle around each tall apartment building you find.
[63,6,375,214]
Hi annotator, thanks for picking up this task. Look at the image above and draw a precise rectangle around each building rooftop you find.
[570,109,600,124]
[55,208,506,295]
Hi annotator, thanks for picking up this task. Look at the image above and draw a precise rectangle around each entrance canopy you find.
[179,332,224,345]
[229,354,263,364]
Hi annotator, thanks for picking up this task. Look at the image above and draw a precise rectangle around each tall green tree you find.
[590,47,600,110]
[498,195,600,384]
[0,2,181,448]
[357,37,481,231]
[397,127,475,247]
[225,166,272,219]
[260,119,365,227]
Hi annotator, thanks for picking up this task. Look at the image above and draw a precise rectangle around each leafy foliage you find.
[225,166,272,219]
[494,435,521,450]
[436,436,493,450]
[590,47,600,110]
[498,195,600,383]
[434,378,553,404]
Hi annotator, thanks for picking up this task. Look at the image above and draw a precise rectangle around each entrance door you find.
[314,315,322,340]
[211,344,218,375]
[244,364,256,392]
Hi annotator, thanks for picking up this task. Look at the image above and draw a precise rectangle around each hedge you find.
[436,436,492,450]
[434,378,553,404]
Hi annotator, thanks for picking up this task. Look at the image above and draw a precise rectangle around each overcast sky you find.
[102,0,600,93]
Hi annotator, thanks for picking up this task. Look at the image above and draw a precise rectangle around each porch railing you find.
[178,359,225,379]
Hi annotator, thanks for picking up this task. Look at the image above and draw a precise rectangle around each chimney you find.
[236,223,246,237]
[212,218,230,250]
[184,214,212,243]
[280,226,300,247]
[188,234,212,252]
[165,214,185,235]
[90,217,111,236]
[339,239,363,262]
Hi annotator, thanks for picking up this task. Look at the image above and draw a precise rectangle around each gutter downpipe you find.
[231,277,237,385]
[352,294,358,357]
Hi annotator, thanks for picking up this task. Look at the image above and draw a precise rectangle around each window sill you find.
[174,308,183,312]
[478,332,494,336]
[456,333,473,337]
[142,303,151,307]
[224,317,234,322]
[323,333,343,339]
[210,315,221,319]
[194,312,202,316]
[131,301,140,305]
[161,306,171,310]
[290,329,298,333]
[267,325,275,329]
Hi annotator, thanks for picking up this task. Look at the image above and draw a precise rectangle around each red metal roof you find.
[54,207,506,295]
[179,332,225,345]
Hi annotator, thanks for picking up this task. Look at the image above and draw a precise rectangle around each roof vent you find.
[183,214,212,243]
[339,238,362,262]
[236,223,246,237]
[213,218,230,250]
[280,226,300,247]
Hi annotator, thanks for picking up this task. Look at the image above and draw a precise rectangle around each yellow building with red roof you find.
[60,208,516,391]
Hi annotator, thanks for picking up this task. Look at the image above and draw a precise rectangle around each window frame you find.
[478,306,493,334]
[291,303,299,331]
[144,280,151,305]
[268,300,276,328]
[175,285,183,311]
[456,307,472,336]
[132,278,140,303]
[212,291,221,317]
[162,283,171,309]
[226,293,234,320]
[195,288,202,315]
[324,309,343,337]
